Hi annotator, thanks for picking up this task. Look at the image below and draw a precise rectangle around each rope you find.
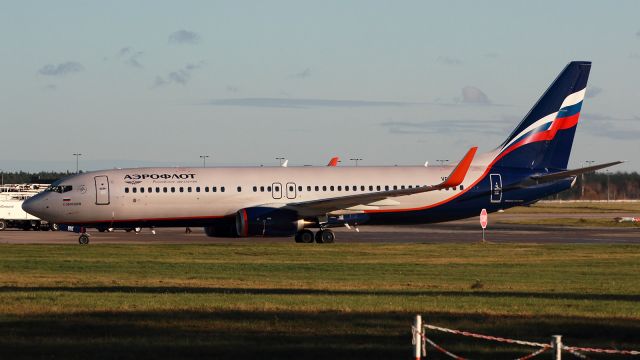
[563,345,640,356]
[423,324,548,348]
[515,346,551,360]
[425,337,466,360]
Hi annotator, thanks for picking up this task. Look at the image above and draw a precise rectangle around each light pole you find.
[436,159,449,166]
[606,170,610,202]
[276,157,285,166]
[73,153,82,174]
[350,158,363,167]
[582,160,595,198]
[199,155,210,168]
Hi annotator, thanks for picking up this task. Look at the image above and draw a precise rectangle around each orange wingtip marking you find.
[441,147,478,187]
[327,157,339,166]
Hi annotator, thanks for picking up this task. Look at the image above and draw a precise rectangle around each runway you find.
[1,213,638,244]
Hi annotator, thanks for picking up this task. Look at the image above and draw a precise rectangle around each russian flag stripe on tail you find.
[493,61,591,171]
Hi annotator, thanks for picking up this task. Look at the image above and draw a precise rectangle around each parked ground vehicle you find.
[0,185,56,231]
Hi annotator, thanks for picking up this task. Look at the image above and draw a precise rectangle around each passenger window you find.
[298,186,302,192]
[237,186,242,192]
[205,187,209,192]
[156,187,160,192]
[393,185,398,190]
[401,185,405,190]
[267,186,272,192]
[196,187,200,192]
[344,186,349,192]
[460,185,464,190]
[212,187,217,192]
[322,186,327,191]
[384,185,389,191]
[140,187,145,193]
[260,186,265,192]
[171,187,175,193]
[275,186,279,192]
[253,186,257,192]
[163,187,168,193]
[315,186,319,191]
[338,186,342,191]
[188,187,192,193]
[369,185,373,191]
[221,187,225,192]
[179,187,184,193]
[132,187,137,193]
[125,188,129,193]
[289,186,294,192]
[376,185,381,191]
[307,186,311,191]
[330,186,334,191]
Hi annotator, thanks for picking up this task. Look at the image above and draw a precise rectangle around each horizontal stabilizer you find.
[530,161,623,182]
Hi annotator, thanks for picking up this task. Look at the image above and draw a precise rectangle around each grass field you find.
[1,243,639,359]
[503,201,640,214]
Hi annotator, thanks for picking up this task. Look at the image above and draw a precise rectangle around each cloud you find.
[152,61,205,87]
[636,29,640,38]
[290,68,311,78]
[437,56,462,66]
[585,86,603,99]
[117,46,144,68]
[207,98,413,109]
[460,86,491,104]
[43,84,57,91]
[38,61,84,76]
[380,118,508,136]
[169,30,201,44]
[580,113,640,140]
[226,85,239,93]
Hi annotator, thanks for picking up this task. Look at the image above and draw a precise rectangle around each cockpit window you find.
[45,185,73,193]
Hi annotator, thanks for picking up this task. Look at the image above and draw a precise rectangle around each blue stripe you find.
[557,101,582,118]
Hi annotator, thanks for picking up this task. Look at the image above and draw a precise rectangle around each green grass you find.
[1,243,639,359]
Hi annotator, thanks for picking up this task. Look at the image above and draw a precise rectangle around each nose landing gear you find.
[78,233,90,245]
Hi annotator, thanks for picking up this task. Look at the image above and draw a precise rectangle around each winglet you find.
[327,157,339,167]
[441,147,478,188]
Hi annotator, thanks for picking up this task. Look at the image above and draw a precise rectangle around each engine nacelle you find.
[203,218,238,237]
[236,207,304,237]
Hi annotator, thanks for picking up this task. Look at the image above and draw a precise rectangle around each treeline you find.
[1,170,639,199]
[555,172,640,200]
[0,171,79,185]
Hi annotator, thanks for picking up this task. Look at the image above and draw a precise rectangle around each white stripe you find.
[501,89,585,151]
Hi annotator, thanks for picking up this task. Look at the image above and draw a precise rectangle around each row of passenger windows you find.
[124,184,464,194]
[125,186,226,194]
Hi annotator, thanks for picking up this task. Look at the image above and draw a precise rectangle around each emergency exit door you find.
[489,174,502,203]
[95,176,110,205]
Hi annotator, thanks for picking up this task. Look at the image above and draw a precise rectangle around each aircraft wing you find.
[530,161,623,182]
[327,157,339,166]
[286,147,477,216]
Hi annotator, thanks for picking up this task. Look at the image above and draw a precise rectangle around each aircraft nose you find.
[22,195,44,218]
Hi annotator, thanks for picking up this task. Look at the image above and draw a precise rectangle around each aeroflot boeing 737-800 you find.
[23,61,621,244]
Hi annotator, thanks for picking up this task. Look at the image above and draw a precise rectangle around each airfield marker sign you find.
[480,209,488,242]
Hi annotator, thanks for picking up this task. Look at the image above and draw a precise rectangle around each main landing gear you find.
[294,229,335,244]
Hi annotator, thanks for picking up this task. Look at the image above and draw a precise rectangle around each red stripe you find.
[242,209,249,237]
[62,214,226,225]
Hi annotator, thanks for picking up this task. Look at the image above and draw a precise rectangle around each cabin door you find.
[272,182,282,199]
[94,176,110,205]
[286,182,297,199]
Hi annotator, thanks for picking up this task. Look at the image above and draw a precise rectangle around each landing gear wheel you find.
[0,220,6,231]
[78,234,90,245]
[50,223,59,231]
[295,230,315,243]
[315,229,335,244]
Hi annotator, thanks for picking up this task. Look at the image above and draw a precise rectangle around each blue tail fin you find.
[495,61,591,170]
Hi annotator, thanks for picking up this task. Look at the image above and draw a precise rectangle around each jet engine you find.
[235,207,304,237]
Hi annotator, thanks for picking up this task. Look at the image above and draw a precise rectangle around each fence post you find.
[413,315,422,360]
[552,335,562,360]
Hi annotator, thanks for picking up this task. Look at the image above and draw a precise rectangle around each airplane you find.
[23,61,622,245]
[327,157,340,167]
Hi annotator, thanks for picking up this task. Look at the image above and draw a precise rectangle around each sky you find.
[1,0,639,172]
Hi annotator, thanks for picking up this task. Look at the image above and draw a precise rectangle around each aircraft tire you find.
[315,229,335,244]
[0,220,6,231]
[78,234,90,245]
[296,230,314,244]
